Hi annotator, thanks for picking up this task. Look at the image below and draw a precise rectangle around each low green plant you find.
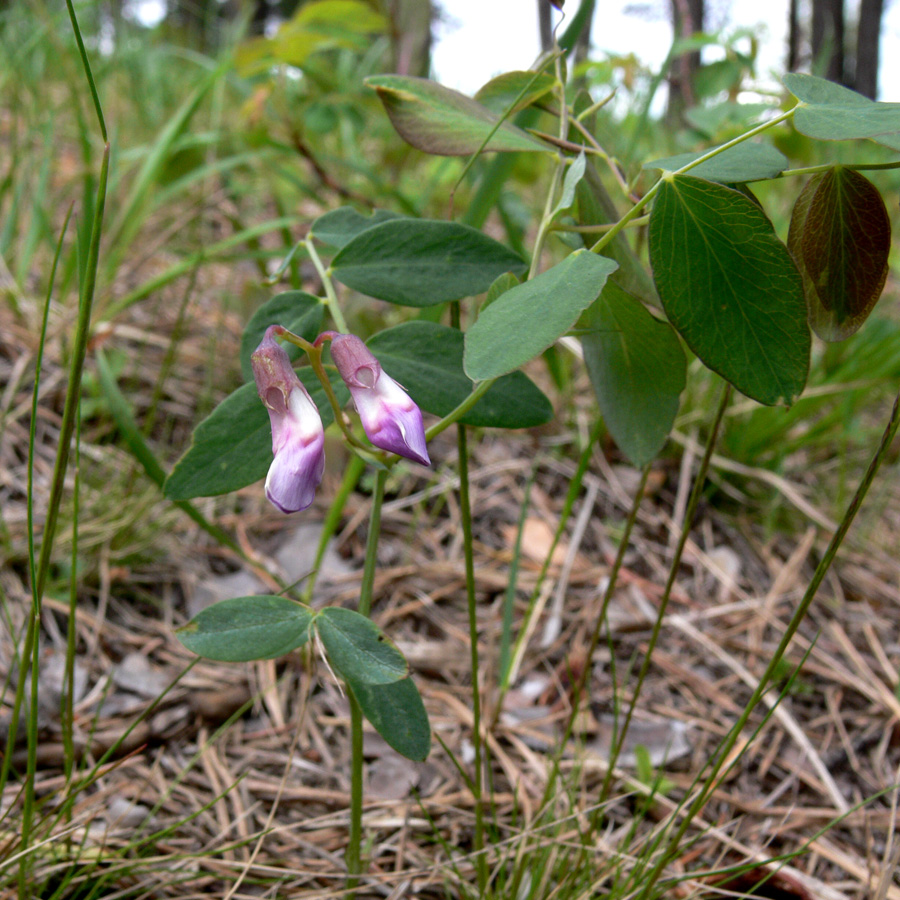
[10,0,900,898]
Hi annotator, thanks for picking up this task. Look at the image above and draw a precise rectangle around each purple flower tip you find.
[251,330,325,513]
[329,334,431,466]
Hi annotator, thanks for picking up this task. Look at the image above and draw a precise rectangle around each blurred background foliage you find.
[0,0,898,543]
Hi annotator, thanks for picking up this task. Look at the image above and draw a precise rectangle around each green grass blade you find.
[103,215,300,317]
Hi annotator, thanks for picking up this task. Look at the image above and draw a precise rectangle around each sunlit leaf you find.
[365,75,549,155]
[649,175,809,405]
[316,608,408,685]
[367,322,553,428]
[465,250,617,380]
[550,150,587,219]
[784,73,900,150]
[178,596,313,662]
[788,167,891,341]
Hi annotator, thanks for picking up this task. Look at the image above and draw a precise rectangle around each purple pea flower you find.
[329,334,430,467]
[251,327,325,513]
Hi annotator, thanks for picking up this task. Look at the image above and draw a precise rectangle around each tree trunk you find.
[666,0,704,122]
[538,0,553,52]
[855,0,884,97]
[811,0,846,84]
[787,0,800,71]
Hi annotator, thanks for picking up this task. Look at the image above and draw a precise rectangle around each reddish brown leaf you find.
[788,166,891,342]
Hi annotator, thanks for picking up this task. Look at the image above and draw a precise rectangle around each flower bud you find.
[251,328,325,513]
[329,334,430,466]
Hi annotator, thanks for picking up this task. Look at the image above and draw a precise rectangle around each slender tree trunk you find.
[538,0,553,52]
[811,0,846,84]
[787,0,800,71]
[855,0,884,97]
[666,0,704,122]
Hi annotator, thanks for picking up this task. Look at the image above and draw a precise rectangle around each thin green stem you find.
[552,215,650,234]
[66,0,106,141]
[449,57,560,214]
[527,52,572,280]
[637,383,900,898]
[424,378,494,442]
[598,383,731,807]
[457,420,488,894]
[346,468,387,893]
[447,299,487,893]
[305,237,349,334]
[63,412,81,790]
[778,160,900,178]
[3,146,110,865]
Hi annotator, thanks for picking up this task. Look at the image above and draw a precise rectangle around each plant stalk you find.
[346,467,387,892]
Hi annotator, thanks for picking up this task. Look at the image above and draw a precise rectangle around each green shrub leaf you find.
[331,219,527,306]
[464,250,617,381]
[784,73,900,150]
[787,167,891,342]
[649,175,809,406]
[349,676,431,761]
[316,608,408,685]
[164,371,347,500]
[240,291,323,381]
[367,322,552,428]
[365,74,548,155]
[310,206,407,250]
[177,596,313,661]
[474,71,556,116]
[644,142,788,183]
[581,284,686,466]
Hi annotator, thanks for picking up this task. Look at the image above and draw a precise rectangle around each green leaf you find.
[236,1,386,75]
[649,175,809,406]
[784,73,900,150]
[310,206,407,250]
[483,271,520,310]
[464,250,618,381]
[240,291,324,381]
[331,219,527,306]
[164,371,347,500]
[581,284,686,466]
[550,151,587,219]
[645,143,788,183]
[787,167,891,342]
[177,596,313,662]
[349,676,430,761]
[316,607,408,685]
[365,74,550,155]
[367,322,553,428]
[474,71,556,116]
[685,102,775,139]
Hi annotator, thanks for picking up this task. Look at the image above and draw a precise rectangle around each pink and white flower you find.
[329,334,430,467]
[251,328,325,513]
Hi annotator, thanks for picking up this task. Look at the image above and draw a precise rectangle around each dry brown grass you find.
[2,255,900,899]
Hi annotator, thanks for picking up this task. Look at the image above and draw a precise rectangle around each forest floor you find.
[2,251,900,898]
